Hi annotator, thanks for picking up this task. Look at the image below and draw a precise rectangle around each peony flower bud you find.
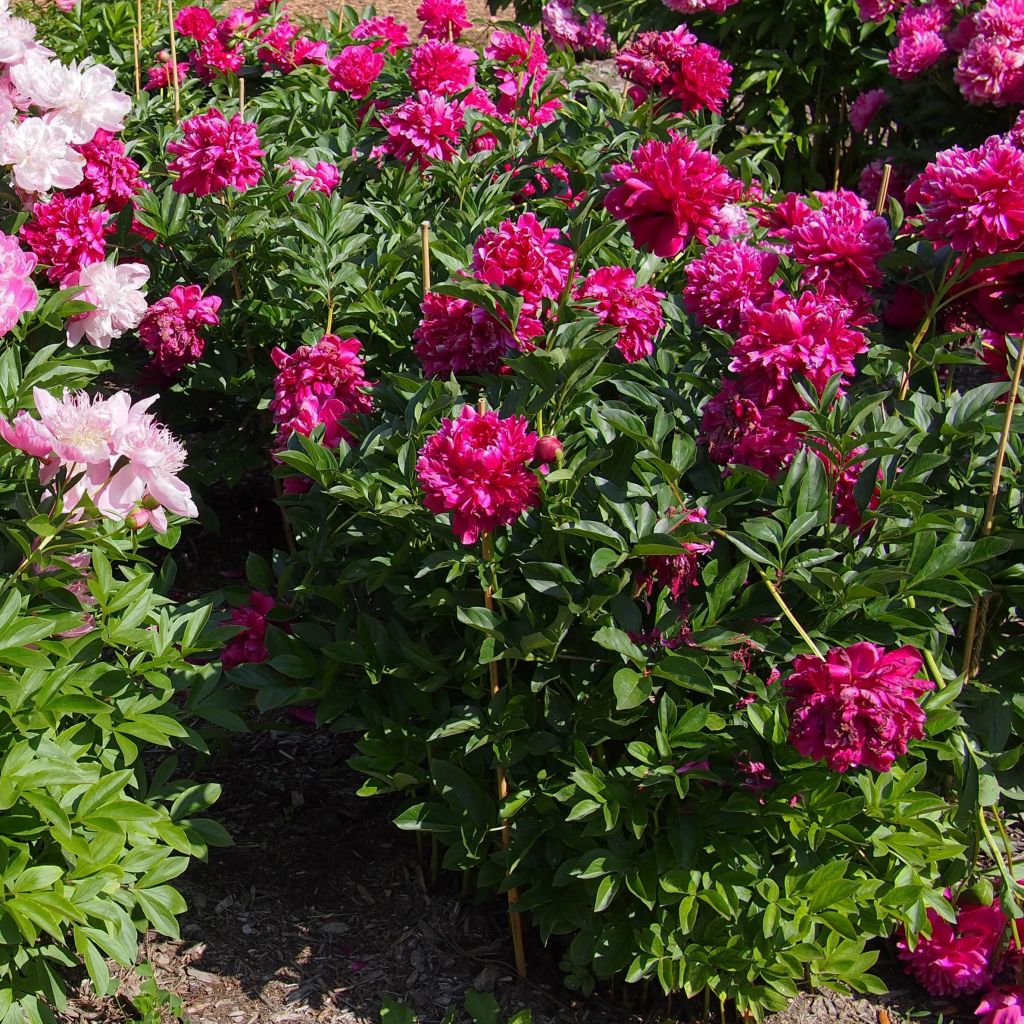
[535,435,563,464]
[126,507,150,530]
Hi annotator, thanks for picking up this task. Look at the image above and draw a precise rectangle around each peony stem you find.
[897,315,933,402]
[962,336,1024,676]
[978,807,1023,949]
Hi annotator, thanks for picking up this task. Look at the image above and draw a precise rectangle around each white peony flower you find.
[0,116,84,193]
[0,13,51,66]
[67,262,151,349]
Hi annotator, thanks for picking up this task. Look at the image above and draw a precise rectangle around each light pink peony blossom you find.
[65,260,150,349]
[0,116,84,193]
[0,231,37,337]
[416,405,540,544]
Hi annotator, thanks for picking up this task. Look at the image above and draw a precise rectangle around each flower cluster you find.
[541,0,613,56]
[416,405,540,544]
[414,294,516,377]
[0,387,197,533]
[615,26,733,112]
[781,643,933,773]
[270,335,374,450]
[139,285,222,379]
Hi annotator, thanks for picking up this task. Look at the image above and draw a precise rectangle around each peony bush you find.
[6,0,1024,1019]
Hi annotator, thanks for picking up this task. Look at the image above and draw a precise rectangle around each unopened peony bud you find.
[126,507,150,530]
[535,435,563,464]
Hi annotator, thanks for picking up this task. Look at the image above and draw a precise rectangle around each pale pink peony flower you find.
[222,592,277,670]
[683,241,780,333]
[377,91,465,168]
[327,45,385,100]
[576,266,666,362]
[408,40,477,94]
[849,88,888,132]
[898,901,1007,996]
[0,409,54,457]
[413,293,517,376]
[65,260,150,349]
[416,405,540,544]
[0,11,51,66]
[605,132,743,258]
[286,157,340,196]
[20,192,110,284]
[782,643,933,773]
[417,0,472,40]
[139,285,222,378]
[167,109,265,197]
[11,52,130,144]
[0,116,84,193]
[906,136,1024,255]
[351,15,410,53]
[977,986,1024,1024]
[0,231,37,337]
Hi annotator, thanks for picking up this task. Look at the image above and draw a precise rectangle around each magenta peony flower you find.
[858,159,908,209]
[849,88,888,132]
[484,29,560,128]
[955,0,1024,105]
[817,446,880,530]
[270,334,373,449]
[19,192,109,285]
[145,58,189,91]
[668,42,733,113]
[773,190,893,305]
[604,133,742,258]
[978,986,1024,1024]
[286,157,340,196]
[616,27,731,111]
[578,12,613,53]
[635,507,712,605]
[473,212,575,317]
[683,240,780,332]
[413,293,517,376]
[906,136,1024,255]
[222,591,277,670]
[408,40,477,93]
[351,15,410,53]
[0,232,37,338]
[70,129,145,212]
[377,90,465,168]
[899,901,1007,997]
[175,5,218,41]
[139,285,221,378]
[782,643,933,773]
[616,26,696,96]
[416,405,540,544]
[416,0,472,40]
[576,265,665,362]
[167,109,265,197]
[663,0,741,10]
[327,45,385,100]
[888,30,948,78]
[542,0,583,49]
[192,38,244,81]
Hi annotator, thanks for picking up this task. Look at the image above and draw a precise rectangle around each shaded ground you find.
[60,728,943,1024]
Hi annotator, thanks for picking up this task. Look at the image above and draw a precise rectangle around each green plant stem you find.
[979,808,1024,949]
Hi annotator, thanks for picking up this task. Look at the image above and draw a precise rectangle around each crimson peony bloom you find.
[604,133,742,258]
[473,212,575,317]
[408,40,477,94]
[416,405,540,544]
[977,986,1024,1024]
[634,507,712,606]
[858,159,908,210]
[857,0,905,20]
[175,5,217,42]
[849,88,888,132]
[416,0,472,40]
[906,136,1024,255]
[683,240,780,333]
[192,38,244,81]
[327,45,385,100]
[20,192,110,285]
[413,293,517,376]
[139,284,222,379]
[167,109,265,197]
[576,265,665,362]
[222,592,277,670]
[377,91,465,168]
[898,901,1007,997]
[270,334,373,449]
[351,15,410,53]
[70,129,145,212]
[782,643,933,773]
[773,190,893,306]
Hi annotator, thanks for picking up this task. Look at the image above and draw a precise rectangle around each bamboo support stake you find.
[239,75,246,118]
[421,221,431,296]
[132,28,141,100]
[873,163,893,217]
[167,0,181,119]
[477,397,527,980]
[961,337,1024,676]
[136,0,143,48]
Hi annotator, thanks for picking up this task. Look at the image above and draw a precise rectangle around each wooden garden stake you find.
[136,0,143,50]
[873,163,893,216]
[421,221,431,296]
[132,28,142,100]
[476,397,527,980]
[167,0,181,119]
[961,337,1024,675]
[239,75,246,118]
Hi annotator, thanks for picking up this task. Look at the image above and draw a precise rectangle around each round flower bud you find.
[126,507,150,530]
[535,435,563,464]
